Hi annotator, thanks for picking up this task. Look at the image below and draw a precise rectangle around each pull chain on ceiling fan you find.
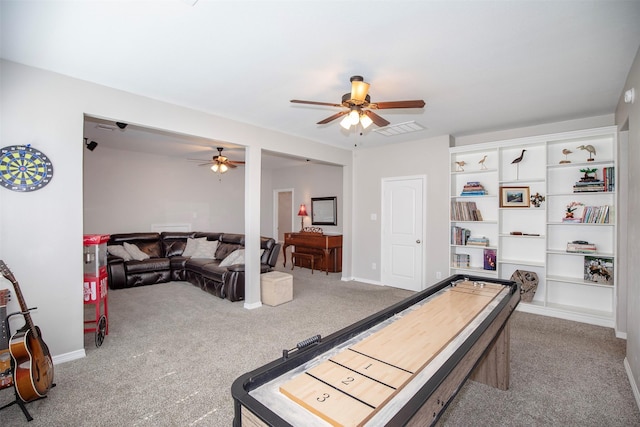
[291,75,425,130]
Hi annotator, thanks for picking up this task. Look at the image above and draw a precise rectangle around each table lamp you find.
[297,204,308,231]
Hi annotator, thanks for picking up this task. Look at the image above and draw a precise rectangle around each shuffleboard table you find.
[232,274,520,427]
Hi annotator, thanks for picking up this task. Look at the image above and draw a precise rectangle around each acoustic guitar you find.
[0,260,54,402]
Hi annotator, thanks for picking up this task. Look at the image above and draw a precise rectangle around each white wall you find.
[83,146,246,234]
[615,45,640,408]
[0,59,352,361]
[351,135,452,286]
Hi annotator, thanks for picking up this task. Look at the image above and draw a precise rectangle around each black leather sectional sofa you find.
[106,232,281,302]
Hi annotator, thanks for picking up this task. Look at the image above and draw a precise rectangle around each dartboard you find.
[0,145,54,192]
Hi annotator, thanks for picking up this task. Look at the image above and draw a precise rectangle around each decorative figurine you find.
[560,149,572,164]
[478,155,488,170]
[455,160,466,172]
[577,144,596,162]
[511,149,526,180]
[530,192,545,208]
[564,201,583,220]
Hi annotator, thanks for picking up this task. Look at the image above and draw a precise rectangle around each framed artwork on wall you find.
[311,197,337,226]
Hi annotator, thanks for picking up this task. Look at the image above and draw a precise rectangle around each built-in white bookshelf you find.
[450,126,617,327]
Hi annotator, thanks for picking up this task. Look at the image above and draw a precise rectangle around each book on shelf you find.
[451,226,471,245]
[451,200,483,221]
[452,253,470,268]
[584,256,613,285]
[603,166,615,192]
[582,205,610,224]
[483,248,497,271]
[567,242,597,253]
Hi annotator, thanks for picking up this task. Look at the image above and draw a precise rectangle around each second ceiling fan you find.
[291,75,425,129]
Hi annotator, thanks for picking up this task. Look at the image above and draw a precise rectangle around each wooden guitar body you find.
[9,325,54,402]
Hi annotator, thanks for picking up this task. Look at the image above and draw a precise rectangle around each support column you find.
[243,145,262,309]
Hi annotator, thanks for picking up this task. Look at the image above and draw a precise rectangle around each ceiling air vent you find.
[372,121,425,136]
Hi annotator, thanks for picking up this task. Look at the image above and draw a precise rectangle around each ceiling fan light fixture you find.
[348,109,360,125]
[339,115,352,130]
[351,80,370,104]
[359,113,373,129]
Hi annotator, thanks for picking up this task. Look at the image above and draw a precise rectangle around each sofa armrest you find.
[265,243,281,268]
[107,257,127,289]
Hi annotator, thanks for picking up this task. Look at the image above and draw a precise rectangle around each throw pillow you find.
[123,242,150,261]
[218,249,264,267]
[182,237,206,257]
[108,245,133,261]
[218,249,245,267]
[189,239,219,259]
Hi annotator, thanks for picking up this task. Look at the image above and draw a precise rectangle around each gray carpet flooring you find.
[1,264,638,426]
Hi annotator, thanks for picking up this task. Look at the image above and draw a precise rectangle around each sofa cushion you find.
[185,258,219,274]
[200,263,227,283]
[124,242,151,261]
[215,242,242,260]
[182,237,207,257]
[108,245,133,261]
[190,239,219,259]
[126,258,171,273]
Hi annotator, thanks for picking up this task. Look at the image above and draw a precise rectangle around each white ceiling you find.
[2,1,640,163]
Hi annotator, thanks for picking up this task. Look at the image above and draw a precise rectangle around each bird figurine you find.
[511,149,526,164]
[560,148,572,164]
[511,149,526,180]
[455,160,466,172]
[577,144,596,161]
[478,155,488,170]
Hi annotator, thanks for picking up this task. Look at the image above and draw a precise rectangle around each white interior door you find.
[381,177,425,291]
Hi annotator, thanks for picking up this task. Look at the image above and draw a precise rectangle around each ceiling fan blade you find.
[291,99,343,108]
[370,100,426,109]
[317,110,348,125]
[228,160,245,165]
[363,110,390,127]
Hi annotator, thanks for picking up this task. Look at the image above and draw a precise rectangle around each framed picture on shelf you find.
[584,256,614,286]
[499,186,530,208]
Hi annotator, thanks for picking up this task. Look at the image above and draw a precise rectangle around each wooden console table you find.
[283,232,342,274]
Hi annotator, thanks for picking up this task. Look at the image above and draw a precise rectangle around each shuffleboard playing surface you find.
[279,281,503,427]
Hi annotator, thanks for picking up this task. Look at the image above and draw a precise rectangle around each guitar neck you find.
[0,261,37,336]
[0,289,8,350]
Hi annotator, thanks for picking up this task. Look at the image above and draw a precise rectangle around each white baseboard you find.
[624,357,640,411]
[52,348,86,365]
[616,330,628,339]
[244,301,262,310]
[350,276,384,286]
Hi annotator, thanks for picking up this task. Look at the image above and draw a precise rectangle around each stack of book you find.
[573,180,605,192]
[566,241,597,253]
[451,200,483,221]
[452,253,470,268]
[466,236,490,246]
[451,226,471,245]
[460,181,487,196]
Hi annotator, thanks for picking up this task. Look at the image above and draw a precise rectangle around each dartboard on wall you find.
[0,145,54,192]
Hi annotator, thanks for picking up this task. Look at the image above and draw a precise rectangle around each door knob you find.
[416,239,421,244]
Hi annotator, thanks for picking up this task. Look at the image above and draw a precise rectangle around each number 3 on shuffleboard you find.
[317,393,330,402]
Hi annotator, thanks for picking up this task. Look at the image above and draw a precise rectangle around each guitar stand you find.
[0,309,56,422]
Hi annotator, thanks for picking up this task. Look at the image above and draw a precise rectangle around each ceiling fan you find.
[192,147,245,173]
[290,75,426,130]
